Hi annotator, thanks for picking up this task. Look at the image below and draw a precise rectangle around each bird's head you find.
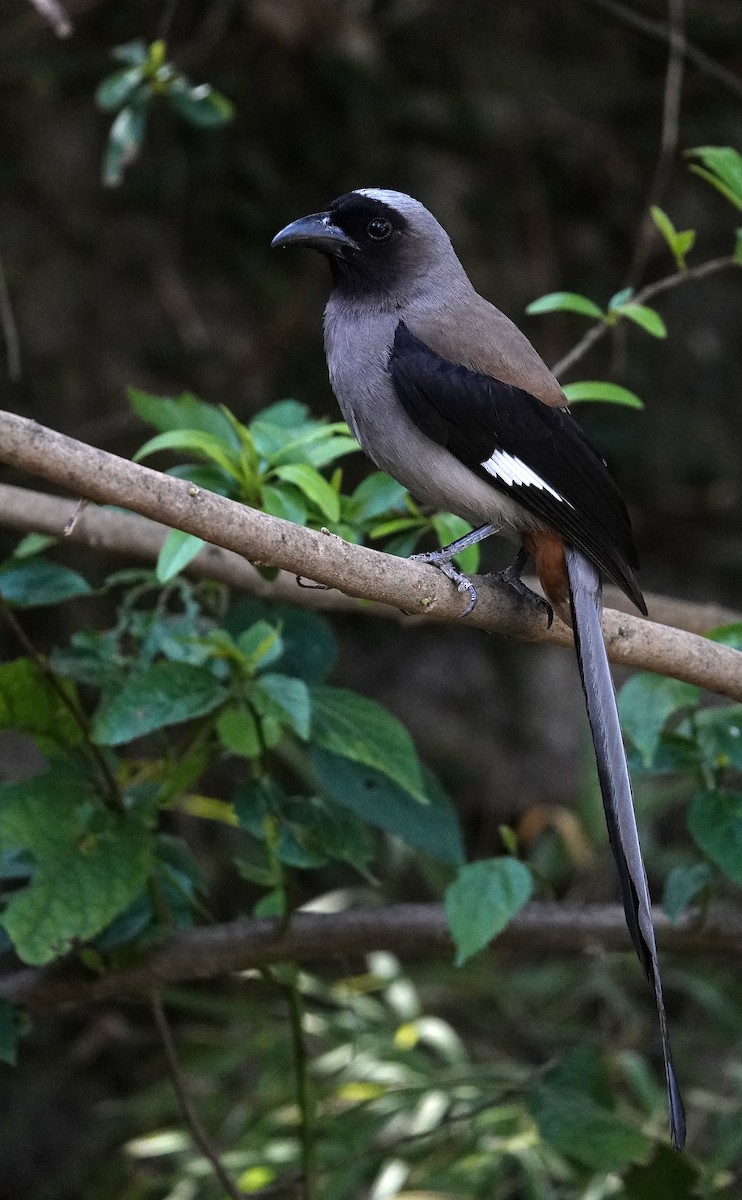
[271,188,464,302]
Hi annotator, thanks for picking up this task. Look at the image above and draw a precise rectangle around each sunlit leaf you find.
[526,292,605,319]
[612,303,667,338]
[562,381,644,408]
[156,530,204,583]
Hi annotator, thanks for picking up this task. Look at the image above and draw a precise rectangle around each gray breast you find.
[322,299,542,535]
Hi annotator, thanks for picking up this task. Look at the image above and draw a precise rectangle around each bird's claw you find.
[488,565,553,627]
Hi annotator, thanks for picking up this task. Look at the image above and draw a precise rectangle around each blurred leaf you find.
[167,79,235,128]
[687,145,742,212]
[310,686,426,802]
[608,286,635,309]
[133,428,240,477]
[156,530,204,583]
[623,1143,701,1198]
[0,557,91,606]
[237,620,284,670]
[258,673,311,740]
[707,622,742,651]
[0,999,30,1065]
[0,659,82,754]
[226,602,337,683]
[618,674,699,767]
[612,303,667,338]
[311,748,464,865]
[96,66,145,111]
[650,206,695,269]
[0,770,155,965]
[444,857,532,965]
[431,513,480,574]
[217,705,262,758]
[689,790,742,885]
[563,380,644,408]
[300,435,360,470]
[693,705,742,771]
[526,292,605,319]
[528,1069,651,1170]
[112,39,148,65]
[12,533,57,559]
[103,100,149,187]
[92,662,226,745]
[272,463,340,522]
[663,862,711,923]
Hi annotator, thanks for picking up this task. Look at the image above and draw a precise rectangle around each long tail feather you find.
[565,546,686,1150]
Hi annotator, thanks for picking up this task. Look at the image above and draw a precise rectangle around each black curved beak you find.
[271,212,358,257]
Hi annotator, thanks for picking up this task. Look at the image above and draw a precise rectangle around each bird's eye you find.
[366,217,393,241]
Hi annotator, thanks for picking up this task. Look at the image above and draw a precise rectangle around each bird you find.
[272,187,685,1150]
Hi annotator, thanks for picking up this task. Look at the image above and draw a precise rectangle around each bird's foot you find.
[486,562,553,627]
[409,550,478,617]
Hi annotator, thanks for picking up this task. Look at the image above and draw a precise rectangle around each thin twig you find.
[4,902,742,1013]
[625,0,685,288]
[584,0,742,102]
[150,993,245,1200]
[63,497,89,536]
[552,254,740,377]
[0,253,21,381]
[283,982,314,1200]
[0,596,125,811]
[23,0,72,37]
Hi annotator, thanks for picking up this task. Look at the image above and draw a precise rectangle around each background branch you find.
[0,412,740,697]
[2,901,740,1013]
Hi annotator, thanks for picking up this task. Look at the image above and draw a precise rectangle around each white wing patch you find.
[481,449,572,506]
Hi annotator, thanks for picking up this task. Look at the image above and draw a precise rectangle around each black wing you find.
[389,321,645,611]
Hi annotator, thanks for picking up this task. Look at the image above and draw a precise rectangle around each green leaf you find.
[103,101,149,188]
[612,303,667,338]
[663,862,711,923]
[686,146,742,212]
[310,748,464,865]
[618,674,699,767]
[227,603,336,684]
[0,999,30,1065]
[650,206,696,270]
[12,533,57,559]
[133,428,240,477]
[525,292,605,319]
[347,473,408,523]
[693,706,742,772]
[607,286,634,310]
[216,705,262,758]
[528,1077,651,1171]
[0,659,82,754]
[166,79,235,128]
[562,380,644,409]
[237,620,284,670]
[444,857,533,965]
[129,389,239,444]
[310,686,425,802]
[689,790,742,885]
[0,557,91,606]
[258,674,311,740]
[156,530,205,583]
[300,435,360,470]
[0,770,155,965]
[708,622,742,651]
[431,514,480,574]
[96,66,145,111]
[271,463,340,522]
[260,483,308,525]
[92,662,226,745]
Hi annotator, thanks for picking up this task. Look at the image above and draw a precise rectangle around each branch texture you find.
[0,412,740,697]
[2,902,740,1013]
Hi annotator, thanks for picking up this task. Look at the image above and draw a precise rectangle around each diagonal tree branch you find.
[2,902,741,1013]
[0,481,738,636]
[0,410,740,697]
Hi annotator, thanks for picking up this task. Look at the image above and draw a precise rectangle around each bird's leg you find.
[486,546,553,627]
[409,522,501,617]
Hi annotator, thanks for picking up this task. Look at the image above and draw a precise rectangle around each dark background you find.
[0,0,741,1194]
